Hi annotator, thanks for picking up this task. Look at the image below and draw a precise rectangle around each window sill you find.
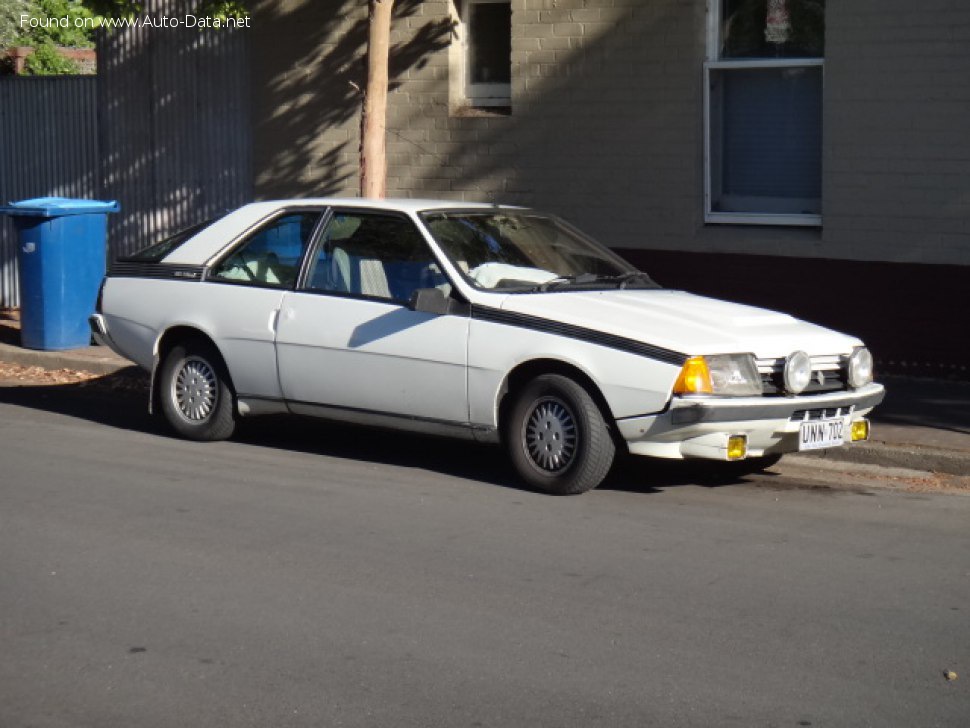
[705,212,822,227]
[450,105,512,118]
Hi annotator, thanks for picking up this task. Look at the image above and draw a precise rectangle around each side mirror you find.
[408,287,452,315]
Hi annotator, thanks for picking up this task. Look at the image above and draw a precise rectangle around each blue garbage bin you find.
[0,197,120,350]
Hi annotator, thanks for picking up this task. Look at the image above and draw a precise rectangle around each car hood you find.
[496,289,862,360]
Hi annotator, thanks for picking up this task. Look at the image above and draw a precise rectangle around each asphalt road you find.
[1,384,968,728]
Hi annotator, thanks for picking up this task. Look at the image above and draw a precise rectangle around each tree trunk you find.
[360,0,394,199]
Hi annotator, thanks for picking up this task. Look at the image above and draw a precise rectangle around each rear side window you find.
[118,219,214,263]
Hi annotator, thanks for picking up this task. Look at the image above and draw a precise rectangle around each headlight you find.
[674,354,762,396]
[847,347,874,388]
[783,350,812,395]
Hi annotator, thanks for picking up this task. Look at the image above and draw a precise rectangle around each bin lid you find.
[0,197,120,217]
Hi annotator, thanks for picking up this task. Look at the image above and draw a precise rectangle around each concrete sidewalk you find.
[2,310,969,476]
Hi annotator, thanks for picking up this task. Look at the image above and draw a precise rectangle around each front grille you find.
[790,405,854,423]
[757,354,848,396]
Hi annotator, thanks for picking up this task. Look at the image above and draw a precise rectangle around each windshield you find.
[419,211,658,292]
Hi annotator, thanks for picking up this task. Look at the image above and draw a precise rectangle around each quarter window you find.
[303,212,452,303]
[705,0,825,226]
[210,212,320,287]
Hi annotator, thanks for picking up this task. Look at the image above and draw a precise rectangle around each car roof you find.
[240,197,519,216]
[163,198,524,265]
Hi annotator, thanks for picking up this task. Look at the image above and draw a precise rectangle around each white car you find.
[91,199,884,494]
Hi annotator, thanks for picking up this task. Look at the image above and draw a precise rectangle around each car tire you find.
[159,340,236,442]
[505,374,615,495]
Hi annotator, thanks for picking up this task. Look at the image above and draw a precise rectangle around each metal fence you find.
[0,77,100,307]
[0,10,251,307]
[98,11,252,258]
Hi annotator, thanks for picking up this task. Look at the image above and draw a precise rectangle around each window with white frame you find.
[705,0,825,226]
[456,0,511,109]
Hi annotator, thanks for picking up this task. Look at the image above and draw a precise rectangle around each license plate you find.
[798,418,845,451]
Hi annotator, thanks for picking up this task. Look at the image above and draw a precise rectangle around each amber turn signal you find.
[674,356,713,395]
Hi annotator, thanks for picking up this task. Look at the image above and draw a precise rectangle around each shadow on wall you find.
[252,1,707,247]
[97,0,254,257]
[249,0,453,198]
[250,1,968,377]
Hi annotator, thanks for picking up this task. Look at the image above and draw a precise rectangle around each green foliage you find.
[22,41,79,73]
[5,0,92,75]
[14,0,95,48]
[1,0,31,49]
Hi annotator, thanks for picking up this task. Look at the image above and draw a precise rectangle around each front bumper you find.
[617,383,885,460]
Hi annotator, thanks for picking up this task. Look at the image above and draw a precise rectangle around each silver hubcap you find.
[173,356,217,422]
[524,396,578,473]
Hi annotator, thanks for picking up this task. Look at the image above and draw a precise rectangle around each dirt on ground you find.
[0,362,102,385]
[0,361,149,394]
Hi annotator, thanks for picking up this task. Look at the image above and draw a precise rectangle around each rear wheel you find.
[159,340,236,441]
[505,374,615,495]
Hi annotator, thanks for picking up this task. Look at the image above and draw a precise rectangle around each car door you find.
[201,210,323,401]
[275,209,470,425]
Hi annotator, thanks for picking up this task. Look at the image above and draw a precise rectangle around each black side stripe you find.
[109,262,205,280]
[470,304,688,367]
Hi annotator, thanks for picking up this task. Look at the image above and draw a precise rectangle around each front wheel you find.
[159,340,236,441]
[505,374,615,495]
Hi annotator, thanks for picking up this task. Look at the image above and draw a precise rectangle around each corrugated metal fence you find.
[0,77,100,307]
[98,9,252,258]
[0,9,251,307]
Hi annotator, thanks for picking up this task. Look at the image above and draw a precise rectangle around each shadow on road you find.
[873,375,970,436]
[0,374,761,495]
[0,369,157,434]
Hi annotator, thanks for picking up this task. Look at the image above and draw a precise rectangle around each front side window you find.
[303,212,451,303]
[210,212,320,287]
[705,0,825,226]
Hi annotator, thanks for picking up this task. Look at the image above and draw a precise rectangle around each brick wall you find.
[251,0,970,267]
[822,1,970,265]
[250,0,368,196]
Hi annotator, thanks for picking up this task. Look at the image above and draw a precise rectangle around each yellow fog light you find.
[727,435,747,461]
[850,419,870,442]
[674,356,713,395]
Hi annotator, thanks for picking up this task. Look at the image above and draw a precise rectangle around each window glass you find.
[421,212,654,292]
[464,0,511,107]
[303,212,451,302]
[119,218,214,263]
[469,2,511,84]
[710,65,822,214]
[721,0,825,59]
[706,0,824,223]
[210,212,319,287]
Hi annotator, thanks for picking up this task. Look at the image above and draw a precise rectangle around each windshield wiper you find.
[531,271,657,293]
[533,272,598,292]
[588,271,657,289]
